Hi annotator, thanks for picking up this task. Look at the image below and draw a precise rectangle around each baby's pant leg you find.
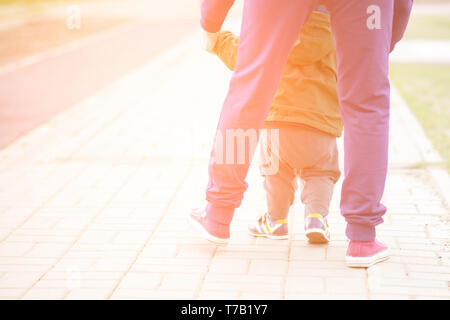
[262,162,297,221]
[300,137,340,219]
[259,130,297,221]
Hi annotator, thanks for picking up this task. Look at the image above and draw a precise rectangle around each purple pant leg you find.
[205,0,318,225]
[391,0,413,52]
[324,0,394,240]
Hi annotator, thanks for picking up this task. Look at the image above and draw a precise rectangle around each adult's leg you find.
[205,0,318,225]
[391,0,413,52]
[324,0,394,241]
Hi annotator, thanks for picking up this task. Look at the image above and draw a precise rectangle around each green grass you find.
[405,14,450,40]
[390,63,450,171]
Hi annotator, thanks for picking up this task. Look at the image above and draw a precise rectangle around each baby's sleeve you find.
[288,21,334,66]
[212,31,240,71]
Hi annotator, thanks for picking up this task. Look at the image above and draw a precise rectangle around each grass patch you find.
[405,14,450,40]
[390,63,450,172]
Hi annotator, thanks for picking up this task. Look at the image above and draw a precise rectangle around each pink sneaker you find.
[345,239,389,268]
[189,208,230,245]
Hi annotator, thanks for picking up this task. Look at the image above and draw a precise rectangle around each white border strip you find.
[391,85,450,208]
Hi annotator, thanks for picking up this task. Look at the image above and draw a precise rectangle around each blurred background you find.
[0,0,448,172]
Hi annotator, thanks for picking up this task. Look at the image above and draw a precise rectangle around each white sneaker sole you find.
[188,215,229,246]
[305,228,330,244]
[248,230,288,240]
[346,248,390,268]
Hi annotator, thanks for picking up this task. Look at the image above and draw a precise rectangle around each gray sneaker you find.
[248,213,288,240]
[305,213,330,244]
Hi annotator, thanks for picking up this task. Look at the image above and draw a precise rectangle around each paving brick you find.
[0,229,11,241]
[160,273,203,291]
[239,291,283,299]
[177,244,216,259]
[23,287,68,300]
[70,243,140,255]
[413,295,450,300]
[215,249,288,261]
[408,272,450,281]
[111,288,196,300]
[20,216,61,229]
[197,290,240,300]
[369,293,412,300]
[113,230,149,245]
[25,243,69,258]
[34,279,68,288]
[285,292,369,300]
[51,258,97,272]
[131,263,207,274]
[285,276,324,294]
[289,260,366,278]
[134,257,210,267]
[15,228,80,237]
[0,271,42,288]
[248,259,288,276]
[0,242,35,257]
[290,246,326,261]
[367,262,408,278]
[0,215,28,227]
[389,255,441,265]
[6,234,76,244]
[0,257,56,265]
[369,285,450,297]
[376,277,448,289]
[0,207,35,218]
[117,272,162,290]
[139,244,179,258]
[326,246,346,261]
[77,230,117,244]
[52,217,93,230]
[326,277,368,294]
[65,288,111,300]
[208,257,248,275]
[0,288,26,298]
[406,264,450,274]
[202,275,284,293]
[0,264,50,272]
[90,256,135,271]
[44,270,122,281]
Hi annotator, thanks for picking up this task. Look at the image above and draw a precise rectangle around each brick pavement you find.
[0,30,449,300]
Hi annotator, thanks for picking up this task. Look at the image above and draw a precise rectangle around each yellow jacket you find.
[212,11,342,137]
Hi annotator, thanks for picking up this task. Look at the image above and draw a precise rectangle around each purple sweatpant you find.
[202,0,412,241]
